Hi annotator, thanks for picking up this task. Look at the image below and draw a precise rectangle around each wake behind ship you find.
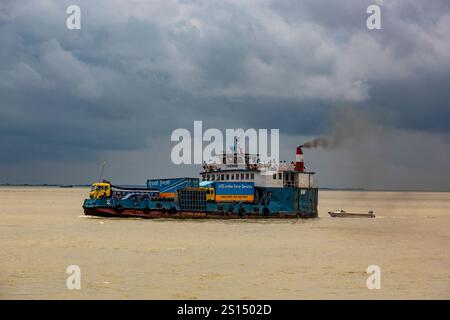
[82,145,318,219]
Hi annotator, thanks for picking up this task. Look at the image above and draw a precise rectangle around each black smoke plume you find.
[302,108,374,149]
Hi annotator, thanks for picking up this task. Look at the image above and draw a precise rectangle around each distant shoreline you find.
[0,184,449,192]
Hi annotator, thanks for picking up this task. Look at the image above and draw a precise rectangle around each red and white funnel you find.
[295,146,304,172]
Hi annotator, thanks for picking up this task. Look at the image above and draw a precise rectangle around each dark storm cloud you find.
[0,0,449,188]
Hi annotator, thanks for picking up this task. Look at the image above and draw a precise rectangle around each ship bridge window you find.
[226,174,229,180]
[221,174,224,180]
[278,173,282,180]
[273,174,276,179]
[251,173,254,179]
[231,174,234,180]
[245,173,249,180]
[241,173,244,180]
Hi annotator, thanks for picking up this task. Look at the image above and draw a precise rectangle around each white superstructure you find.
[200,144,316,189]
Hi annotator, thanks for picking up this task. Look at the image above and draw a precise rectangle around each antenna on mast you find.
[98,160,107,182]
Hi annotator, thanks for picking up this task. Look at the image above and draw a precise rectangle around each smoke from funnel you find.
[301,107,392,189]
[297,107,450,191]
[303,137,331,149]
[302,108,374,149]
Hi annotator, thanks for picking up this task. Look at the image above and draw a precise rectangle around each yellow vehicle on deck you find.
[89,182,111,199]
[201,187,216,202]
[199,182,254,203]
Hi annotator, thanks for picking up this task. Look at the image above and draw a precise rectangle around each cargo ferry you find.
[82,146,318,219]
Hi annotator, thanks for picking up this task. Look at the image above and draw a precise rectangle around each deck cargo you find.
[146,178,199,198]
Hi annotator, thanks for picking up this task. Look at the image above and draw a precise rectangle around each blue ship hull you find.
[83,187,318,219]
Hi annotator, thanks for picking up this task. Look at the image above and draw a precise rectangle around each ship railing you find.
[278,163,295,171]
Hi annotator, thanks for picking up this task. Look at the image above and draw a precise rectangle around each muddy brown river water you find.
[0,187,449,299]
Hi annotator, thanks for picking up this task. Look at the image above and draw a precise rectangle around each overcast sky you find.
[1,0,450,190]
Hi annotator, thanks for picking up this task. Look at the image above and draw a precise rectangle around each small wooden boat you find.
[328,209,375,218]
